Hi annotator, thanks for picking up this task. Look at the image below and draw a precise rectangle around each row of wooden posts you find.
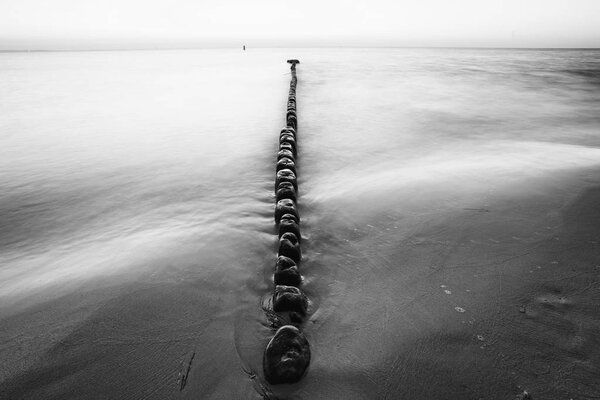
[263,59,312,385]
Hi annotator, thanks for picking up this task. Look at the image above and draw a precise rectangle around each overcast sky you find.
[1,0,599,49]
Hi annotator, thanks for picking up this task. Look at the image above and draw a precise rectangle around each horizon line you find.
[2,45,600,53]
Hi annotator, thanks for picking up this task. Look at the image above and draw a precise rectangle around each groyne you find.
[263,59,311,385]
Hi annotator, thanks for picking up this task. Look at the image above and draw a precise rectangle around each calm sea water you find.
[1,48,599,399]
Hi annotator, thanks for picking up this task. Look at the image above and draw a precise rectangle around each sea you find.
[1,48,599,399]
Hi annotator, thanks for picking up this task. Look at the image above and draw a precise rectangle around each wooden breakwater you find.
[263,59,311,385]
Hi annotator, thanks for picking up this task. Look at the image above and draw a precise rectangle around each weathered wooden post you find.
[263,59,311,385]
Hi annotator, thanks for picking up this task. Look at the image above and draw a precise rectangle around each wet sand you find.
[257,168,600,399]
[2,167,598,399]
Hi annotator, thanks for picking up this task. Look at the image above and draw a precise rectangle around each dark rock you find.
[275,255,297,271]
[281,127,295,135]
[275,169,297,192]
[279,142,296,156]
[274,265,301,287]
[279,133,296,143]
[279,212,298,224]
[276,157,296,174]
[277,149,295,162]
[273,285,307,315]
[276,182,297,202]
[278,232,301,262]
[263,325,309,385]
[280,140,296,154]
[281,129,296,139]
[279,130,296,139]
[275,155,296,170]
[278,218,301,242]
[280,135,295,143]
[275,199,299,223]
[289,312,303,324]
[280,139,297,155]
[287,115,297,130]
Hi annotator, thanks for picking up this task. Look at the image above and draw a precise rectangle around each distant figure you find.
[243,45,246,51]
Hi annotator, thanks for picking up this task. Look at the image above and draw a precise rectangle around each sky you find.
[1,0,599,49]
